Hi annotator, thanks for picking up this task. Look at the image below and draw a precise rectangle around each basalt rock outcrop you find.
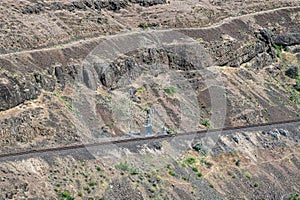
[0,62,79,112]
[1,9,299,112]
[22,0,166,14]
[0,70,57,112]
[274,32,300,47]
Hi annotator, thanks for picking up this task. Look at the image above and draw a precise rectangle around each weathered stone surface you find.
[256,29,274,45]
[0,74,39,111]
[129,0,166,6]
[285,65,299,79]
[22,4,44,14]
[23,0,166,14]
[104,178,143,200]
[274,33,300,46]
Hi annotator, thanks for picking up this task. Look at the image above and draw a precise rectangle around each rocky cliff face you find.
[2,7,299,109]
[22,0,167,14]
[1,7,300,155]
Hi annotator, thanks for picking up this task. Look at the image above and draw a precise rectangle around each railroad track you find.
[0,119,299,159]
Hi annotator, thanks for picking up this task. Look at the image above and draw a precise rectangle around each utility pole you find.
[129,88,134,136]
[144,108,153,136]
[162,125,167,135]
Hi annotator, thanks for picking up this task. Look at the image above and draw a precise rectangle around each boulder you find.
[278,129,288,137]
[0,74,39,111]
[72,1,87,9]
[273,33,300,46]
[192,142,208,155]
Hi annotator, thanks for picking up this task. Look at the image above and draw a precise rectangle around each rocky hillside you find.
[0,121,299,199]
[1,6,299,154]
[0,0,299,199]
[1,0,300,53]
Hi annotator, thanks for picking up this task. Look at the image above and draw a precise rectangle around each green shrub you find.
[129,168,139,175]
[166,129,177,134]
[115,162,129,171]
[83,186,89,190]
[289,93,299,104]
[197,172,203,178]
[192,167,198,172]
[96,166,101,171]
[78,192,83,197]
[82,172,88,178]
[254,182,259,187]
[54,93,74,111]
[244,172,252,179]
[62,191,71,197]
[181,176,188,181]
[203,119,211,128]
[274,44,283,57]
[164,86,176,95]
[66,196,74,200]
[186,157,196,165]
[209,183,214,188]
[138,22,148,29]
[289,194,300,200]
[169,170,175,176]
[136,87,146,93]
[89,181,96,186]
[61,191,74,200]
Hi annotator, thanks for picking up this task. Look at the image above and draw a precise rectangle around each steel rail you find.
[0,118,299,159]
